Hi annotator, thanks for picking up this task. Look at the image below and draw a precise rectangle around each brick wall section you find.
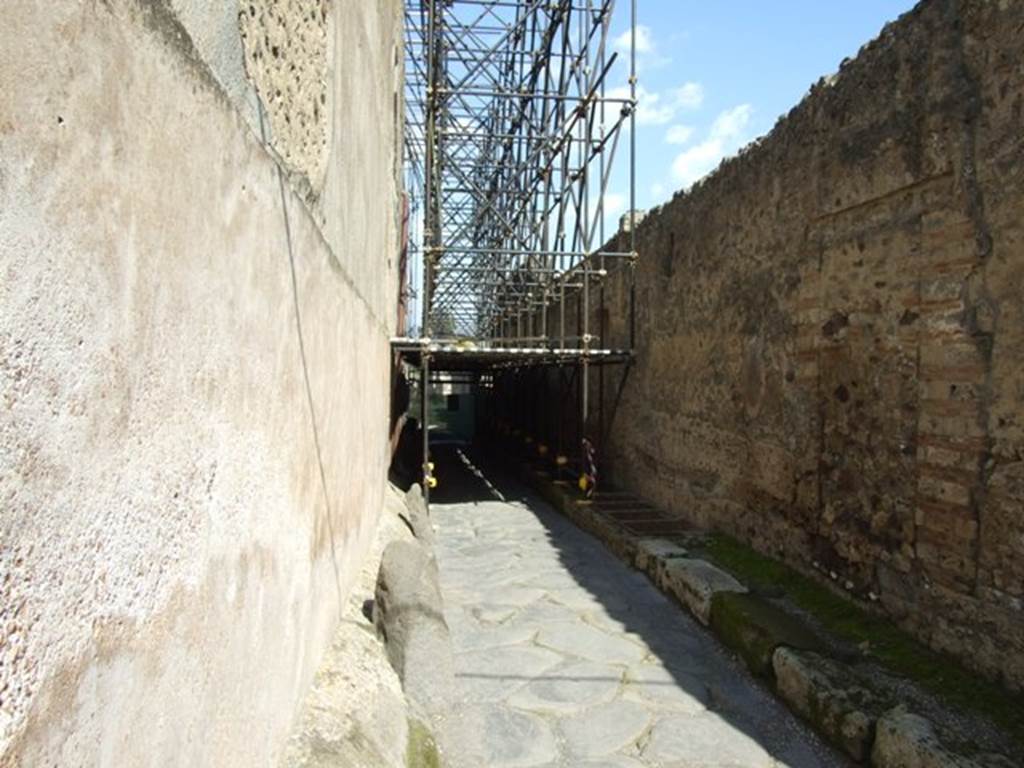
[585,0,1023,689]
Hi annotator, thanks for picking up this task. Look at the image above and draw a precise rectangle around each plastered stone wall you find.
[0,0,403,764]
[579,0,1023,689]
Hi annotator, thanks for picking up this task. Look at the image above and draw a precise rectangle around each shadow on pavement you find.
[427,443,850,768]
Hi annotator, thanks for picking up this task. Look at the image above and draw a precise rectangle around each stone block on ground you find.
[709,592,822,677]
[773,647,884,762]
[660,557,747,625]
[872,708,1016,768]
[404,483,435,545]
[634,538,688,582]
[374,539,454,715]
[584,509,639,562]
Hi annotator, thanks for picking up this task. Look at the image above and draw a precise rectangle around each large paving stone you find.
[580,608,655,642]
[447,704,558,768]
[516,569,587,591]
[660,558,747,625]
[534,759,647,768]
[535,621,648,664]
[546,586,631,614]
[577,759,647,768]
[642,712,775,767]
[534,759,646,768]
[508,660,623,715]
[504,598,580,629]
[624,662,709,714]
[469,603,519,625]
[560,699,652,758]
[449,622,537,653]
[483,585,548,608]
[454,646,565,703]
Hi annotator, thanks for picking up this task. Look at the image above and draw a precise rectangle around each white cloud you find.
[710,103,753,139]
[665,124,695,145]
[608,82,704,127]
[650,182,667,200]
[614,25,654,54]
[673,83,704,110]
[671,104,753,187]
[612,25,672,71]
[603,192,627,218]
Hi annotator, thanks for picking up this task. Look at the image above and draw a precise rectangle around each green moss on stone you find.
[710,591,823,677]
[406,718,441,768]
[701,533,1024,746]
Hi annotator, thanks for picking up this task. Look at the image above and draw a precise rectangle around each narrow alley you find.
[3,0,1023,766]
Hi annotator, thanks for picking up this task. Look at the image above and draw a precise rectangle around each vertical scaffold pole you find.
[422,0,439,337]
[628,0,638,350]
[421,353,431,508]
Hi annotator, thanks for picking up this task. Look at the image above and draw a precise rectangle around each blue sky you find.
[601,0,918,220]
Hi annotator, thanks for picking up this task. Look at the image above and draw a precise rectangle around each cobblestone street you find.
[432,459,849,768]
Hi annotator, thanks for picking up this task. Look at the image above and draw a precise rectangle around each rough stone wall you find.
[589,0,1024,690]
[0,0,403,764]
[239,0,331,197]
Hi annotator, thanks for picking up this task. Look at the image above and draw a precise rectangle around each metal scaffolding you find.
[402,0,638,349]
[398,0,640,501]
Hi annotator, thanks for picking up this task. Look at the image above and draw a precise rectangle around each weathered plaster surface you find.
[0,0,402,764]
[547,0,1023,690]
[170,0,262,131]
[239,0,331,195]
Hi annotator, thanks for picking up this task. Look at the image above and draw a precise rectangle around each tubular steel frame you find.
[399,0,639,503]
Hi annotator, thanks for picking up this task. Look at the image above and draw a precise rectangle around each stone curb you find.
[373,538,455,719]
[518,465,1015,767]
[404,483,435,546]
[374,487,454,732]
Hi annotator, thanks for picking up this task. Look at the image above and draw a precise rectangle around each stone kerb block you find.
[773,647,879,762]
[373,539,454,716]
[660,557,747,625]
[634,538,689,584]
[404,483,435,545]
[872,708,1017,768]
